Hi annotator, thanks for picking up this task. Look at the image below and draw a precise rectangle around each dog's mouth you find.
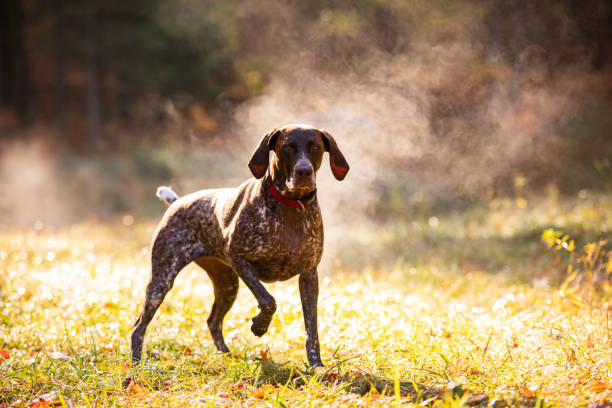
[285,176,316,197]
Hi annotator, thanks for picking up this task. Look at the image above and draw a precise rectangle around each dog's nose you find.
[295,166,313,179]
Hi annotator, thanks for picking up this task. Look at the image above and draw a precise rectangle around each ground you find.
[1,192,611,407]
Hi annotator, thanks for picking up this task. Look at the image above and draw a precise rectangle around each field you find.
[1,192,611,407]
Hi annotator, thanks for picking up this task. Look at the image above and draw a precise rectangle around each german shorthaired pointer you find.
[130,124,349,367]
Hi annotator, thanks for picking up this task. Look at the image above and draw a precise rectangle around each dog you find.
[130,124,349,367]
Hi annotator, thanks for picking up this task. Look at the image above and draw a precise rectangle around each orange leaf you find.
[127,380,150,397]
[251,384,277,399]
[520,388,536,397]
[368,393,381,402]
[586,381,612,393]
[325,373,340,382]
[30,402,61,408]
[29,394,62,408]
[29,402,51,408]
[0,349,10,361]
[251,388,265,399]
[259,348,270,361]
[587,336,595,348]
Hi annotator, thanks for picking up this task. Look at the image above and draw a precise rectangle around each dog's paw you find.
[251,323,267,337]
[251,314,271,337]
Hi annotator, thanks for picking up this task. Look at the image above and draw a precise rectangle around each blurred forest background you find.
[1,0,611,230]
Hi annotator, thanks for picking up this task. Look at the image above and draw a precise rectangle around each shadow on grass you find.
[109,346,552,407]
[255,357,550,407]
[201,355,540,407]
[221,356,482,405]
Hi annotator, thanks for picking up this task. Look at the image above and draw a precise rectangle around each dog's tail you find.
[156,186,179,205]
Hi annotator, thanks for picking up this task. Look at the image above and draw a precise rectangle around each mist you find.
[223,1,611,269]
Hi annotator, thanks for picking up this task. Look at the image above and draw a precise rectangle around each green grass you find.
[0,192,611,407]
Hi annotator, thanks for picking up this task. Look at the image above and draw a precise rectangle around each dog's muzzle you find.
[288,160,316,192]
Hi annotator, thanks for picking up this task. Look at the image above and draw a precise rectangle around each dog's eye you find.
[311,145,320,152]
[282,144,294,153]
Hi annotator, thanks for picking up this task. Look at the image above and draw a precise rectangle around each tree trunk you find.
[53,0,66,140]
[0,0,30,127]
[87,0,102,149]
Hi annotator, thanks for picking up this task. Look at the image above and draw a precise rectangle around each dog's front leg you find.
[230,257,276,336]
[299,268,323,367]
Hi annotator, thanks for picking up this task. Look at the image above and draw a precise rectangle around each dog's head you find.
[248,124,349,196]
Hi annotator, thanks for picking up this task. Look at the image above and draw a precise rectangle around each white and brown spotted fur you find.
[130,124,349,367]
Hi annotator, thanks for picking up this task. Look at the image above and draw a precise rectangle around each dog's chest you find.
[232,205,323,281]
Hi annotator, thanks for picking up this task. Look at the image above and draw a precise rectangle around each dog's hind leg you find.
[195,258,239,353]
[130,218,210,365]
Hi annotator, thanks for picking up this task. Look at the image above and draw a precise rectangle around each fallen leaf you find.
[367,393,381,402]
[586,381,612,393]
[29,402,51,408]
[325,373,340,382]
[29,393,61,407]
[251,384,277,399]
[250,389,264,399]
[259,348,270,361]
[30,402,62,408]
[0,349,10,361]
[126,380,150,397]
[587,336,595,348]
[520,388,536,397]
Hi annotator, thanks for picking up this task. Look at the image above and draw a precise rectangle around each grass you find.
[0,191,611,407]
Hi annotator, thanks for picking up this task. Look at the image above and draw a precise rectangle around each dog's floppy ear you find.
[320,130,349,180]
[248,128,281,178]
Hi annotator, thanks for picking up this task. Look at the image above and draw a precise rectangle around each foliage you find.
[542,228,612,294]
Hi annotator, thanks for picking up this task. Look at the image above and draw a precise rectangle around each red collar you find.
[268,183,317,211]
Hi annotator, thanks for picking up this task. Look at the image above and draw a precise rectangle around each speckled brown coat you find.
[130,124,349,367]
